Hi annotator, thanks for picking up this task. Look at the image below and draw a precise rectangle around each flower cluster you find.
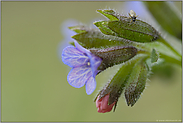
[61,7,181,113]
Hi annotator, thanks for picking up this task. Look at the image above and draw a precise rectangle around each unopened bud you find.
[90,46,138,71]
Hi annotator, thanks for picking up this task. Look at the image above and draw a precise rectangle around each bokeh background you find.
[2,1,182,122]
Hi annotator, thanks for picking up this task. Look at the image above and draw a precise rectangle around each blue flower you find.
[62,41,102,95]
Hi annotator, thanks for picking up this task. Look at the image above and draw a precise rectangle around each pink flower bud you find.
[96,94,116,113]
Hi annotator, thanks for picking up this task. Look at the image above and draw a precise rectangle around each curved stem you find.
[160,53,182,67]
[157,37,181,57]
[132,40,182,67]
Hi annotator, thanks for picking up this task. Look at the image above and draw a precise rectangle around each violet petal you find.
[62,46,89,67]
[67,66,92,88]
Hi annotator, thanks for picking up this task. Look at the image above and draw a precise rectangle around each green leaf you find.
[97,9,119,21]
[71,30,132,49]
[90,46,138,71]
[94,21,116,35]
[68,25,87,33]
[143,1,182,40]
[124,59,148,107]
[107,20,160,43]
[151,48,159,63]
[69,41,75,46]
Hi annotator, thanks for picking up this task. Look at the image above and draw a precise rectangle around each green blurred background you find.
[2,1,182,122]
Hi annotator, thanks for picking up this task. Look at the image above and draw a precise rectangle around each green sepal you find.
[71,29,132,49]
[69,41,75,46]
[143,1,182,40]
[94,54,147,112]
[97,9,119,21]
[124,59,148,107]
[90,46,138,71]
[94,21,116,35]
[68,25,88,33]
[107,20,160,43]
[151,48,159,63]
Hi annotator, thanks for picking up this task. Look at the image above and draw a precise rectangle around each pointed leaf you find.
[151,48,158,63]
[125,60,148,107]
[94,21,116,35]
[97,9,119,21]
[107,20,160,43]
[72,30,132,49]
[68,25,88,33]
